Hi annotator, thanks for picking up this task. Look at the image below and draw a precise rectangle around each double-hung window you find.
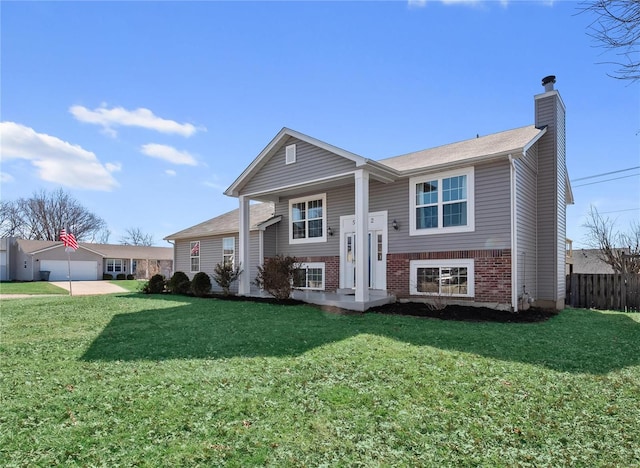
[223,237,235,267]
[107,259,123,272]
[410,167,474,235]
[289,194,326,244]
[410,259,474,297]
[293,262,325,290]
[190,241,200,272]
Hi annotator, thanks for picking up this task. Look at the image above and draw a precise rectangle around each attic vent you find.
[285,144,296,164]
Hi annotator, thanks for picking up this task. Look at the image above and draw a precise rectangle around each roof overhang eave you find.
[398,149,523,178]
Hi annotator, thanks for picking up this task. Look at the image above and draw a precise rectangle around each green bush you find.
[126,274,135,280]
[142,274,165,294]
[254,255,299,300]
[168,271,191,295]
[102,274,113,280]
[212,261,242,296]
[116,273,126,280]
[191,272,212,297]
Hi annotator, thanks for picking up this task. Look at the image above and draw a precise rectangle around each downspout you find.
[509,155,518,312]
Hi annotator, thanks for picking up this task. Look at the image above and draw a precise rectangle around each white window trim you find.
[285,144,296,165]
[223,236,235,267]
[409,167,475,236]
[294,262,325,290]
[289,193,327,244]
[410,258,475,297]
[106,258,124,273]
[190,240,200,273]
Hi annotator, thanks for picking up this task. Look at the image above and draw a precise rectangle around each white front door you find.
[341,211,387,290]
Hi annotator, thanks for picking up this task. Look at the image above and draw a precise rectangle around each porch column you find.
[238,196,251,295]
[354,169,370,303]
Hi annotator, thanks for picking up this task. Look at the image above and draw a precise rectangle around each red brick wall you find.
[387,249,512,305]
[294,256,340,292]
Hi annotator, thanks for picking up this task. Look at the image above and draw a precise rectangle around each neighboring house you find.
[0,238,173,281]
[570,248,626,274]
[170,76,573,311]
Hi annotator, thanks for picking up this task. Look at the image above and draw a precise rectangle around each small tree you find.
[583,205,640,273]
[191,272,213,297]
[168,271,191,295]
[254,255,299,300]
[212,261,242,296]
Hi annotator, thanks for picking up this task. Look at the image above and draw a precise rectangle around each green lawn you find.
[1,294,639,466]
[0,281,68,295]
[109,279,146,292]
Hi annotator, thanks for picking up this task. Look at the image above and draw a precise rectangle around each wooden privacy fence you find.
[567,274,640,312]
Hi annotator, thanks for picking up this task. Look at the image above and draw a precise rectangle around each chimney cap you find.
[542,75,556,87]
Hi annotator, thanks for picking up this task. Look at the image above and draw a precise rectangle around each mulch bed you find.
[197,292,557,323]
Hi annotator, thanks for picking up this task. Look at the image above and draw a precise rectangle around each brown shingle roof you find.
[379,125,544,172]
[164,202,275,240]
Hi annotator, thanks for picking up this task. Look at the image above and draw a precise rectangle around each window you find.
[410,259,474,297]
[190,241,200,272]
[293,262,325,290]
[223,237,235,267]
[285,144,296,164]
[289,194,326,244]
[107,259,124,272]
[410,167,474,235]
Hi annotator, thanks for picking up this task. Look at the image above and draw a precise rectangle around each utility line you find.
[571,166,640,182]
[572,173,640,188]
[599,208,640,215]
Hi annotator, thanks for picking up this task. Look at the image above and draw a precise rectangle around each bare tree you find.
[0,189,106,241]
[120,227,154,246]
[580,0,640,81]
[583,205,640,273]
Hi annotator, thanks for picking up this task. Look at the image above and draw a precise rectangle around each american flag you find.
[60,228,78,250]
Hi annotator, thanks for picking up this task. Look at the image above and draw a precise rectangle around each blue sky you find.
[1,1,638,248]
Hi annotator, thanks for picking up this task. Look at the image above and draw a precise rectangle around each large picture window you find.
[190,241,200,272]
[223,237,235,267]
[410,168,474,235]
[410,259,474,297]
[289,194,327,244]
[106,259,124,273]
[293,262,325,290]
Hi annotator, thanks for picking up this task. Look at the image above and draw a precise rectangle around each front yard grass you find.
[1,294,639,466]
[0,281,68,295]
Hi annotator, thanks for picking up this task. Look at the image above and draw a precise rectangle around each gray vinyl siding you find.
[263,224,279,257]
[515,146,538,299]
[535,91,566,304]
[174,232,260,293]
[240,137,357,195]
[269,160,511,257]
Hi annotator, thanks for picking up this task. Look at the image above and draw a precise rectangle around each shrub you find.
[102,273,113,280]
[116,273,126,280]
[254,255,299,300]
[142,274,166,294]
[212,262,242,296]
[126,274,135,280]
[168,271,191,295]
[191,272,212,297]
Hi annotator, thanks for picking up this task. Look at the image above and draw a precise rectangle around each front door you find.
[341,211,387,290]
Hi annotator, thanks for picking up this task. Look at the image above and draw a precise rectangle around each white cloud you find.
[0,171,14,183]
[0,122,119,191]
[165,169,177,176]
[140,143,198,166]
[105,162,122,172]
[70,104,202,137]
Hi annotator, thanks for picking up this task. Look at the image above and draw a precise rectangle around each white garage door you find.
[40,260,98,281]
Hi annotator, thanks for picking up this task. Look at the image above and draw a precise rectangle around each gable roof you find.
[379,125,546,173]
[164,202,275,240]
[16,238,173,259]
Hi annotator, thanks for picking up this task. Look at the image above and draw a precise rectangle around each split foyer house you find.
[166,76,573,311]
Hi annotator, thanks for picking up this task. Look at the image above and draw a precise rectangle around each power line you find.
[572,173,640,188]
[571,166,640,182]
[599,208,640,215]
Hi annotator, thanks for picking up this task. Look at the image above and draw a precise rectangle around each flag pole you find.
[67,248,73,296]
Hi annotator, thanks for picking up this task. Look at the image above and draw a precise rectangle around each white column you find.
[354,169,369,303]
[238,196,251,295]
